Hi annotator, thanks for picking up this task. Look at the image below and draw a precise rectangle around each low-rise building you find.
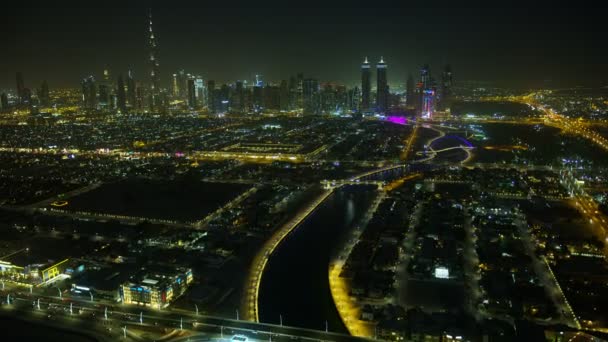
[120,267,193,308]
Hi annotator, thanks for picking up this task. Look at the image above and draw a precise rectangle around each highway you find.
[1,290,371,342]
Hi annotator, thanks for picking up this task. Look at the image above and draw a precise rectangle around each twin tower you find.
[361,56,388,113]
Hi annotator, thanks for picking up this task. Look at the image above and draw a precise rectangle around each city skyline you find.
[3,3,608,342]
[2,4,607,89]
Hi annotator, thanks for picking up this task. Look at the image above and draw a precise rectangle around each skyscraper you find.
[417,64,436,118]
[348,87,361,112]
[81,76,97,110]
[127,70,137,109]
[255,74,264,87]
[406,74,415,108]
[148,9,161,111]
[187,79,196,108]
[207,80,216,113]
[376,57,388,113]
[422,89,436,119]
[194,77,205,108]
[16,72,25,105]
[177,70,187,100]
[98,84,110,109]
[21,88,32,107]
[1,93,9,112]
[172,73,179,97]
[280,80,289,111]
[361,57,371,112]
[218,84,230,113]
[438,65,453,111]
[252,85,263,113]
[38,80,50,107]
[233,81,245,113]
[420,64,431,89]
[264,85,280,110]
[303,78,320,115]
[117,74,127,112]
[288,76,298,110]
[320,83,336,113]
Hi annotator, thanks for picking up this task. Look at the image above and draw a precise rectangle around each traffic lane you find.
[4,294,370,342]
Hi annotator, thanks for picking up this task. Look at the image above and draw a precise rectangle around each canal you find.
[258,185,378,333]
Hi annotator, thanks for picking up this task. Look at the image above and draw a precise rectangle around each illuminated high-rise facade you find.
[376,57,388,113]
[361,57,371,111]
[422,89,436,118]
[417,64,436,118]
[194,77,205,107]
[148,9,161,111]
[172,73,179,97]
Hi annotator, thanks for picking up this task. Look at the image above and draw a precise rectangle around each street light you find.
[195,304,199,315]
[89,291,94,302]
[56,287,62,299]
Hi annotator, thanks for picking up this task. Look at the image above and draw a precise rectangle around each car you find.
[231,335,248,342]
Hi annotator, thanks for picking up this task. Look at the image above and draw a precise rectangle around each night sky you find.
[1,3,607,90]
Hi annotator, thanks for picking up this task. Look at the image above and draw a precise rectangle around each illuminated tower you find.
[417,64,432,116]
[422,89,436,119]
[148,9,161,111]
[361,57,371,112]
[194,77,205,107]
[172,73,179,97]
[376,56,388,113]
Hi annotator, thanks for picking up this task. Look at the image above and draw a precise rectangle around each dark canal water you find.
[258,185,378,333]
